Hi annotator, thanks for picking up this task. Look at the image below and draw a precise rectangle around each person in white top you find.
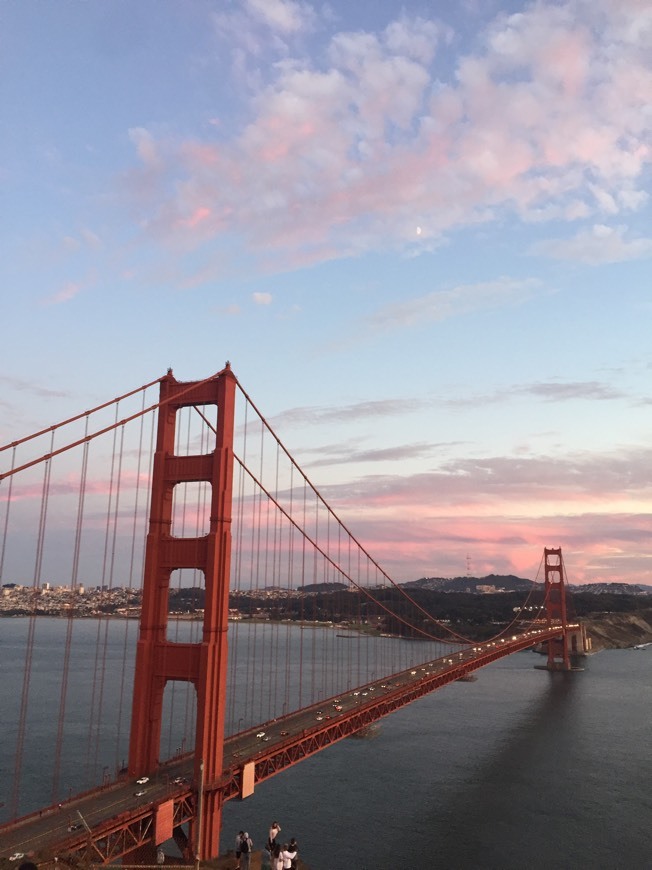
[270,844,283,870]
[280,844,297,869]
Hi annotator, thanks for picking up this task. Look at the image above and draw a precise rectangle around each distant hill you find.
[402,575,537,593]
[300,581,349,594]
[402,576,652,595]
[570,582,652,595]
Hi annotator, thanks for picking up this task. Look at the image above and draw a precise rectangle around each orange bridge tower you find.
[543,547,571,671]
[128,365,236,859]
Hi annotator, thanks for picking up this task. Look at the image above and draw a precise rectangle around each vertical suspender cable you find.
[116,392,153,775]
[0,446,16,583]
[310,497,318,705]
[86,405,119,784]
[269,441,281,723]
[52,418,90,802]
[92,421,126,780]
[283,464,294,716]
[228,399,248,734]
[298,477,307,710]
[11,431,54,817]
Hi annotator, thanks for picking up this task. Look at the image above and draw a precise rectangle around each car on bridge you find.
[134,789,147,797]
[136,776,149,784]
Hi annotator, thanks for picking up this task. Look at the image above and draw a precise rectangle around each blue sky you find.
[2,0,651,585]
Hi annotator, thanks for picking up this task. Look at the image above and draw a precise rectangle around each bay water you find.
[1,618,650,869]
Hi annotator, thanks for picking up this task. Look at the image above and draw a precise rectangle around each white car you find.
[136,776,149,785]
[256,731,266,738]
[9,855,25,862]
[134,789,147,797]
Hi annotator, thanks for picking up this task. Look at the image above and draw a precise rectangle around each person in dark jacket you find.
[234,830,253,869]
[287,837,298,869]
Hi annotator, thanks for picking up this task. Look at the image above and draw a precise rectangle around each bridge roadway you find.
[0,625,565,862]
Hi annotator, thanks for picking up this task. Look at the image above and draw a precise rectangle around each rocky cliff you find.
[582,609,652,651]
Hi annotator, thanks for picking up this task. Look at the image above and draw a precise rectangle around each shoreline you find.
[1,611,651,650]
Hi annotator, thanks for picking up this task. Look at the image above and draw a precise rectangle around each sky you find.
[1,0,651,587]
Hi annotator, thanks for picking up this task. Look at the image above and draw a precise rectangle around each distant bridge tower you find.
[128,365,236,860]
[543,547,571,671]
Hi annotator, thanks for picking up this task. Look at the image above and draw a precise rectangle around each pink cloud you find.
[42,281,83,306]
[185,206,212,228]
[1,471,151,505]
[299,441,652,585]
[122,0,652,278]
[339,512,651,586]
[3,441,649,588]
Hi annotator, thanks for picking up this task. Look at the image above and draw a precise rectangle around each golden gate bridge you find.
[0,365,587,863]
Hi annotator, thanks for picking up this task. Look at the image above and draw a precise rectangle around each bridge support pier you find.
[189,785,226,862]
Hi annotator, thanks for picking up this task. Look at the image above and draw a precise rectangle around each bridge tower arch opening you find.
[128,364,236,860]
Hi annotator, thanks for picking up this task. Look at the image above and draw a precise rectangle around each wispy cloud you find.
[441,379,627,408]
[213,0,317,67]
[306,441,436,468]
[532,224,652,264]
[244,0,316,36]
[320,446,652,511]
[269,397,426,429]
[522,381,625,401]
[270,378,626,431]
[370,278,544,330]
[41,281,84,306]
[0,376,68,399]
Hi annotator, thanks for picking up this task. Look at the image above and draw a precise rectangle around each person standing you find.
[280,842,297,870]
[238,831,253,870]
[268,821,281,849]
[287,837,298,869]
[271,843,284,870]
[261,844,272,870]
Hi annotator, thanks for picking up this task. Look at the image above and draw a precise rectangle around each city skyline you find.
[2,0,651,586]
